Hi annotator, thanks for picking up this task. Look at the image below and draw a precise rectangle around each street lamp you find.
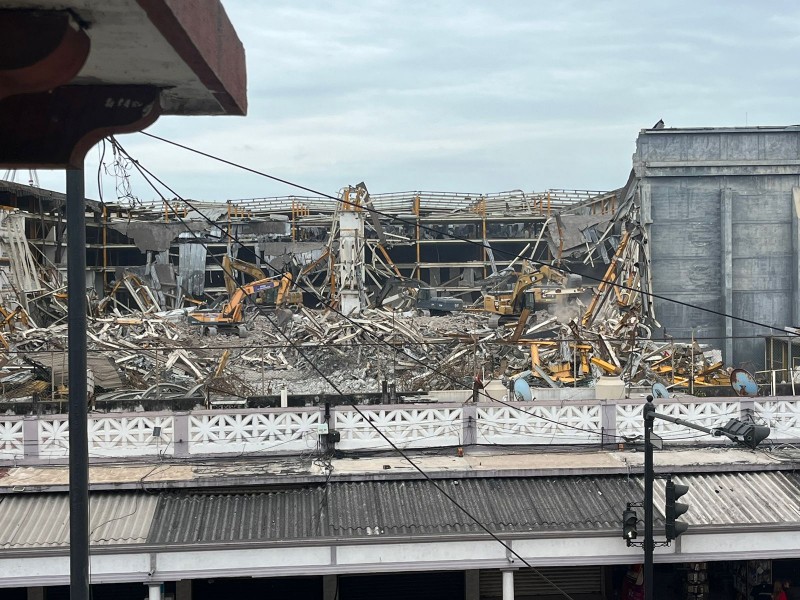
[628,396,770,600]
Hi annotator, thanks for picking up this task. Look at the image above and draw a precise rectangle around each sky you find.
[25,1,800,202]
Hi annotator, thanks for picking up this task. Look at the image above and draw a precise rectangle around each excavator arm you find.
[222,276,283,320]
[190,274,289,330]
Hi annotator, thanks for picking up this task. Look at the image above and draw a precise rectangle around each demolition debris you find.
[0,180,732,412]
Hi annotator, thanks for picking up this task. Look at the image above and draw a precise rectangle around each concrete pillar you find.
[338,210,366,315]
[323,575,338,600]
[464,570,480,600]
[600,400,617,447]
[502,570,514,600]
[721,188,734,365]
[22,416,39,461]
[176,580,192,600]
[173,413,189,458]
[148,583,162,600]
[462,404,477,446]
[27,587,45,600]
[740,398,755,421]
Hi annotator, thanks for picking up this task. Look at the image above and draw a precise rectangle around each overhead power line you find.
[140,131,791,336]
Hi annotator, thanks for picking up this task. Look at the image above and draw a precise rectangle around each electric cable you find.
[140,130,793,337]
[110,137,623,443]
[113,140,579,599]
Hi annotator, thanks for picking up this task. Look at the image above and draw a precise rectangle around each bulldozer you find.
[188,273,296,336]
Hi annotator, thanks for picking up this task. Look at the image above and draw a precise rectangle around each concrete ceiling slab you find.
[3,0,247,116]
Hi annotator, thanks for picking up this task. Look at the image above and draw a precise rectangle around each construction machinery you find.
[188,273,295,336]
[374,277,464,315]
[221,255,303,307]
[481,263,585,326]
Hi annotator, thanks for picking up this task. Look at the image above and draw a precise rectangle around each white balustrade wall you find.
[0,397,796,463]
[476,403,603,445]
[754,399,800,440]
[188,409,321,455]
[334,407,463,450]
[0,420,23,460]
[39,415,175,458]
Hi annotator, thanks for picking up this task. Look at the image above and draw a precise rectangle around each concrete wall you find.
[635,127,800,368]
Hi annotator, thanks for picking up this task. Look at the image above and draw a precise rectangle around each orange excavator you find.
[188,273,295,336]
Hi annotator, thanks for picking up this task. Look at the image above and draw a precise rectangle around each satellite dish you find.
[651,382,669,399]
[513,377,533,402]
[730,368,758,397]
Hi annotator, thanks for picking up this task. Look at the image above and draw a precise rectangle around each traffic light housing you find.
[622,505,638,543]
[665,477,689,541]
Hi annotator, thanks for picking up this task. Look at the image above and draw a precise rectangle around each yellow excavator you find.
[222,254,303,307]
[482,264,585,326]
[189,273,295,336]
[483,265,580,313]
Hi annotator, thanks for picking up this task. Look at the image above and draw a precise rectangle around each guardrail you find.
[0,396,797,463]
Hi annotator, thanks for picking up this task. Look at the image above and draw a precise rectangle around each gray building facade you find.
[635,126,800,368]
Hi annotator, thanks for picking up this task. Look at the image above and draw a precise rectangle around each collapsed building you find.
[0,154,742,410]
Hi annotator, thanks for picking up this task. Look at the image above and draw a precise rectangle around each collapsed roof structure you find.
[0,174,731,410]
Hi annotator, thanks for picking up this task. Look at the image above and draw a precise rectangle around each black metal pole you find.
[643,399,655,600]
[67,167,89,600]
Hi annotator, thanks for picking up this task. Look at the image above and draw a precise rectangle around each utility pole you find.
[643,399,655,600]
[67,167,90,600]
[632,395,770,600]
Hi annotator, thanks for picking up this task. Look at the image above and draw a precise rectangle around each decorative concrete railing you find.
[188,409,321,455]
[334,407,463,450]
[0,396,798,463]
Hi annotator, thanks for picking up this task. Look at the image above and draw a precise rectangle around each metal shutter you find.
[339,571,465,600]
[480,566,604,599]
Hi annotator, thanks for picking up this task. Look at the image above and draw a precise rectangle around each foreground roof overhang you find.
[0,0,247,168]
[0,469,799,587]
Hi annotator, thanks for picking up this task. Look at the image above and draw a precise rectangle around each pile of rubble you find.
[0,287,730,408]
[0,180,735,409]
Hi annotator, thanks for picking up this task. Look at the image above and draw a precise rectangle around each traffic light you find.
[665,477,689,541]
[622,505,638,543]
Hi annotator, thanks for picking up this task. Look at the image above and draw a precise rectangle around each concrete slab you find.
[0,447,786,494]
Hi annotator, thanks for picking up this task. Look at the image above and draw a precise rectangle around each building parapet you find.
[1,396,796,465]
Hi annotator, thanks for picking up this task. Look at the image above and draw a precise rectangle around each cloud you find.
[29,0,800,201]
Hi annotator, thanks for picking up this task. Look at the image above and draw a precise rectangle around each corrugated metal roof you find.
[0,492,157,548]
[325,477,650,537]
[653,472,800,527]
[150,488,327,544]
[149,472,800,545]
[149,476,648,544]
[4,471,800,550]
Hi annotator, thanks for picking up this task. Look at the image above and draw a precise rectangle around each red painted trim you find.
[135,0,247,116]
[0,85,163,169]
[0,10,90,100]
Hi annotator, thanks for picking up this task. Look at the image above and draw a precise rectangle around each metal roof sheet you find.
[3,471,800,550]
[0,492,156,548]
[149,472,800,545]
[149,476,649,544]
[653,472,800,527]
[150,488,326,544]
